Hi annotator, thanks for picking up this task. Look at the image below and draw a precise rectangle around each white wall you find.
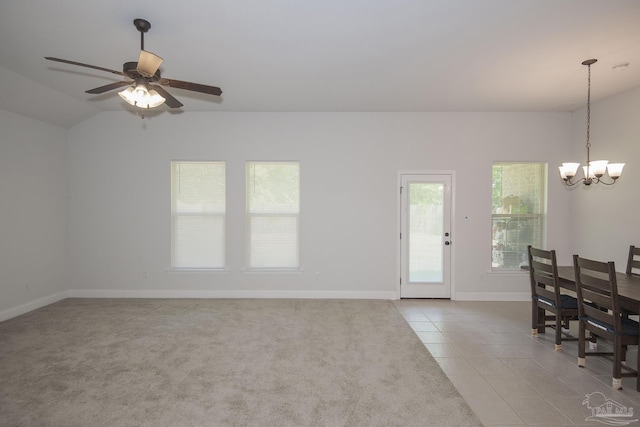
[568,86,640,266]
[5,88,639,316]
[0,110,68,319]
[66,111,573,300]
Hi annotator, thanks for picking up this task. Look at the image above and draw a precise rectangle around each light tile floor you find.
[394,300,640,427]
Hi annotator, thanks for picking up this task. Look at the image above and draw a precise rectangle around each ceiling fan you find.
[45,18,222,116]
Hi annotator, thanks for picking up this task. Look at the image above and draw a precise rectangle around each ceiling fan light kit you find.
[118,81,166,109]
[559,59,624,186]
[45,18,222,118]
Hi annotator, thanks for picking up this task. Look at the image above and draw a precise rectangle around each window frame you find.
[245,161,301,272]
[491,162,547,271]
[170,160,227,271]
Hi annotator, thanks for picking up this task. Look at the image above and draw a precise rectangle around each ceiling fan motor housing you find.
[123,61,161,80]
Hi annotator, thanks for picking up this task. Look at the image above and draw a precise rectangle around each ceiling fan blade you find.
[45,57,125,76]
[160,78,222,96]
[85,81,132,94]
[136,50,163,77]
[150,85,183,108]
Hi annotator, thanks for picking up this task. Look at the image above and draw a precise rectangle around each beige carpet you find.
[0,298,481,426]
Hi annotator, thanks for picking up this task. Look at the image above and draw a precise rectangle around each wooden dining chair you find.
[527,246,578,351]
[574,254,639,391]
[626,245,640,276]
[620,245,640,320]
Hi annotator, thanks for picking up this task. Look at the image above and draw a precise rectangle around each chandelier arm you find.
[563,177,583,186]
[596,177,617,186]
[563,175,619,186]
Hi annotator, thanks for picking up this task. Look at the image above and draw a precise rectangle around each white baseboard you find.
[455,292,530,302]
[68,289,398,300]
[0,291,69,322]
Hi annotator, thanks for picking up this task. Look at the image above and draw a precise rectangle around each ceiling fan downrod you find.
[133,18,151,51]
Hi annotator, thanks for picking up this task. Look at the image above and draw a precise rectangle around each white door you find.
[400,173,452,298]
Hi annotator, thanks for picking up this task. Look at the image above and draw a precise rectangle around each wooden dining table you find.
[556,266,640,314]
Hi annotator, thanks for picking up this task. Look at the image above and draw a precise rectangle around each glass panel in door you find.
[400,173,451,298]
[409,182,444,283]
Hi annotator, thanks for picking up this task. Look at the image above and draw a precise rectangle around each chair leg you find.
[578,322,586,367]
[636,346,640,392]
[613,377,623,390]
[531,302,539,336]
[555,312,562,351]
[613,338,623,390]
[538,307,546,333]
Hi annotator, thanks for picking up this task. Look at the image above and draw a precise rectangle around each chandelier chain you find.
[586,62,591,163]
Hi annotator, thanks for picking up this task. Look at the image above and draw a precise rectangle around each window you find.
[246,161,300,269]
[492,162,547,269]
[171,161,226,269]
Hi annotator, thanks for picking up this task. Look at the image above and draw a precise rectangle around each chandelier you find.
[559,59,624,186]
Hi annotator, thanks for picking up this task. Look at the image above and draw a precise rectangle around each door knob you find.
[445,241,450,245]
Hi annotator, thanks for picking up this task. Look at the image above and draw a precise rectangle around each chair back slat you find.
[574,254,620,333]
[627,245,640,276]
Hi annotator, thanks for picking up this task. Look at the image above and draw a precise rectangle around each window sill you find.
[487,269,528,277]
[242,268,304,274]
[166,268,230,274]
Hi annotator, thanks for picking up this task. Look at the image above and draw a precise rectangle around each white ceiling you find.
[1,0,640,128]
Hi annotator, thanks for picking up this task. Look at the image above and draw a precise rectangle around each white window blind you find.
[247,161,300,269]
[491,162,547,269]
[171,161,226,269]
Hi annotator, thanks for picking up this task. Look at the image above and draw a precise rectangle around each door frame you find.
[396,170,456,299]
